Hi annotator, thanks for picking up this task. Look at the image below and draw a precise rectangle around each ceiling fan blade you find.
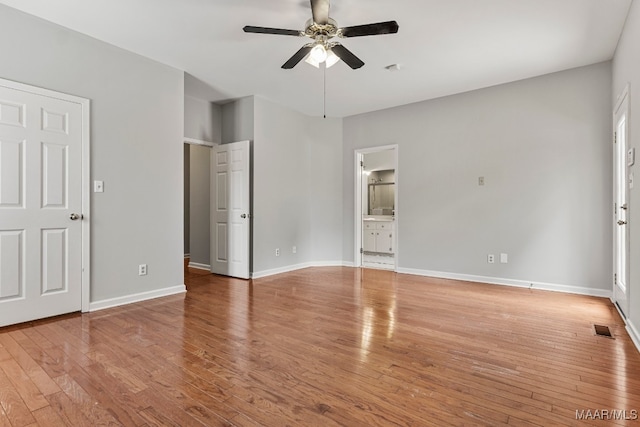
[243,26,301,36]
[310,0,330,25]
[340,21,399,38]
[282,46,313,69]
[331,44,364,69]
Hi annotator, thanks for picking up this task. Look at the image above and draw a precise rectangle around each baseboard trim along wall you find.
[627,320,640,354]
[396,267,612,298]
[89,285,186,312]
[252,261,351,279]
[188,262,211,271]
[254,263,610,298]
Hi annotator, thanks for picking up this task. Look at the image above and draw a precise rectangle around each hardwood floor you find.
[1,267,639,426]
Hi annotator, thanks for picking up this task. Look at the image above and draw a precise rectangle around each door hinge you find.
[360,247,364,254]
[615,202,617,215]
[360,160,364,167]
[614,131,617,144]
[614,273,617,285]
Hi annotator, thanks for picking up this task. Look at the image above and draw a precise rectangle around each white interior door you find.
[210,140,250,279]
[613,87,630,317]
[0,80,86,327]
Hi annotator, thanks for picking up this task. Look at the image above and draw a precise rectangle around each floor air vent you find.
[594,324,613,338]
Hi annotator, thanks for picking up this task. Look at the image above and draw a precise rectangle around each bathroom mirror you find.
[367,169,395,215]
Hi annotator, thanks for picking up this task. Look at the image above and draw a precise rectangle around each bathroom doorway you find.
[354,145,398,270]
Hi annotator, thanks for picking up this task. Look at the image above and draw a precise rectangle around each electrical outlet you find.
[487,254,495,264]
[138,264,147,276]
[500,253,508,263]
[478,176,485,186]
[292,246,297,254]
[275,248,280,257]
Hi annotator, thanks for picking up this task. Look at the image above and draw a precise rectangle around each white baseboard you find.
[253,262,611,298]
[89,285,186,312]
[396,267,612,298]
[184,253,190,259]
[252,261,349,279]
[188,262,211,271]
[627,320,640,353]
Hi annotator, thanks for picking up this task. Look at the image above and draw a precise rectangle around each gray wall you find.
[188,144,211,266]
[307,116,344,264]
[223,96,343,275]
[344,62,612,293]
[253,97,311,272]
[0,5,185,303]
[612,0,640,340]
[184,95,221,143]
[364,150,395,172]
[222,97,254,144]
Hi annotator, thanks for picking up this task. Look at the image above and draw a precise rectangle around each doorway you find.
[184,140,215,273]
[354,145,398,270]
[613,85,630,317]
[183,139,252,280]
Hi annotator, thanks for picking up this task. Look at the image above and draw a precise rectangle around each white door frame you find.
[354,145,399,269]
[613,83,630,317]
[0,77,91,312]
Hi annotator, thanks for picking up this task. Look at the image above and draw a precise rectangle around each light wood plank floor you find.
[1,267,639,426]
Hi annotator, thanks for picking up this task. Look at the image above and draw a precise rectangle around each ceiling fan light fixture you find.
[325,49,340,68]
[310,43,328,62]
[304,54,321,68]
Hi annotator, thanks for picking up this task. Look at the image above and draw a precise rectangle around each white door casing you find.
[210,140,251,279]
[0,78,90,327]
[613,85,630,317]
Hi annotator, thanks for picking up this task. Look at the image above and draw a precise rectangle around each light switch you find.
[94,180,104,193]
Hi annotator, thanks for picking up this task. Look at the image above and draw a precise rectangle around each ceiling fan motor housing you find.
[304,18,340,39]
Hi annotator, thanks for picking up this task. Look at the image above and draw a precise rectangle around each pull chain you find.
[323,63,327,119]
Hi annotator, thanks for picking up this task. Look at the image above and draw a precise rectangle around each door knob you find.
[70,213,83,221]
[617,220,627,225]
[241,214,247,219]
[621,203,628,210]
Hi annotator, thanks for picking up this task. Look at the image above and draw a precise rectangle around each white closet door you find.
[210,140,251,279]
[0,82,84,326]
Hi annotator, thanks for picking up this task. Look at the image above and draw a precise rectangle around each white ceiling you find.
[0,0,632,117]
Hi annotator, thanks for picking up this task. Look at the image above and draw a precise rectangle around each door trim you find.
[612,83,630,317]
[184,137,216,148]
[0,77,91,312]
[354,144,399,269]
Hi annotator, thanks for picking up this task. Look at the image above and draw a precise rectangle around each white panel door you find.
[0,82,84,327]
[613,88,629,317]
[211,140,250,279]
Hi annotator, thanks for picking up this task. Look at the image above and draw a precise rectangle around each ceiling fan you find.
[243,0,399,70]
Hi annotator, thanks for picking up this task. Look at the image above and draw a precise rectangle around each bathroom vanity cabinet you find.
[363,220,394,254]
